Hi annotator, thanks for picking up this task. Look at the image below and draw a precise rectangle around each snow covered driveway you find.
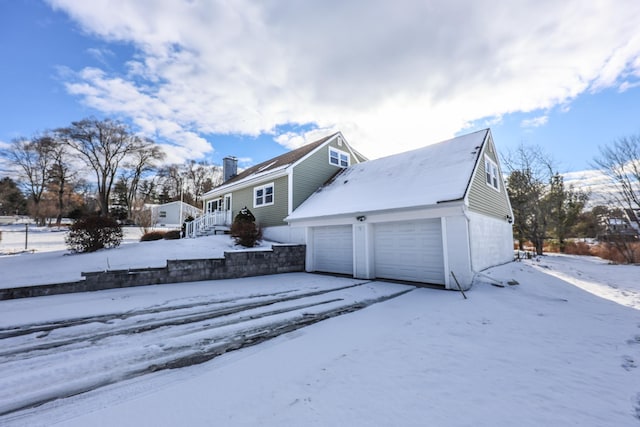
[0,274,412,419]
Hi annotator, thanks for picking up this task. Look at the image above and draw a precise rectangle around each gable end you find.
[466,131,513,219]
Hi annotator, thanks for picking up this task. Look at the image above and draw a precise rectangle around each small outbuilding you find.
[285,129,514,290]
[147,201,201,227]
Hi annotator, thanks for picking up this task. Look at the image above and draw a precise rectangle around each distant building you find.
[624,208,640,233]
[146,201,201,226]
[599,216,638,240]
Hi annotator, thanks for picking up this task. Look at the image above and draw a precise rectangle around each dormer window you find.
[485,155,500,191]
[329,147,350,168]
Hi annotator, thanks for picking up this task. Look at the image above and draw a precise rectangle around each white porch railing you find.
[184,210,232,238]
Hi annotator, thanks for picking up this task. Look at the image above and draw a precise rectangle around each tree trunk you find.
[56,182,64,226]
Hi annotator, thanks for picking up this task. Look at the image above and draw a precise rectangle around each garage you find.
[374,219,445,284]
[312,225,353,275]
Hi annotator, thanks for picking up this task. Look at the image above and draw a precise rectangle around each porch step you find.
[196,225,230,237]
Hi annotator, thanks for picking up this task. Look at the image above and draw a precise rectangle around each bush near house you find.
[163,230,181,240]
[231,207,262,247]
[140,231,166,241]
[181,215,194,238]
[65,216,123,253]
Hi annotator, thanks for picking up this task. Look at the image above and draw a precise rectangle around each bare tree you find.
[592,133,640,263]
[48,141,78,226]
[157,164,183,202]
[593,133,640,213]
[158,161,222,207]
[503,144,555,255]
[119,144,165,219]
[1,134,56,225]
[185,160,222,205]
[57,118,158,216]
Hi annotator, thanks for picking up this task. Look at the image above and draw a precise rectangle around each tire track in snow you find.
[0,283,365,358]
[0,282,413,418]
[0,283,364,340]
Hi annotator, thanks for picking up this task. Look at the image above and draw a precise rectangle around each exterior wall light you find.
[356,215,366,222]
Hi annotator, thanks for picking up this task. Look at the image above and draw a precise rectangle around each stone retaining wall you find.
[0,244,306,300]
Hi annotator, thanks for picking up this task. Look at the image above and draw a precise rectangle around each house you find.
[147,201,202,227]
[195,132,367,241]
[599,216,638,240]
[285,129,514,290]
[624,208,640,234]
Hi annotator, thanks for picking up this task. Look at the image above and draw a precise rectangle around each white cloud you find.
[562,169,620,206]
[521,115,549,128]
[619,80,640,93]
[46,0,640,161]
[86,47,114,66]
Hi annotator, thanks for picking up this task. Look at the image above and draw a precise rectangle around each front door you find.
[224,194,232,224]
[206,199,220,213]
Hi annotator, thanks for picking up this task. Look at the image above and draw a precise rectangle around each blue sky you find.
[1,0,640,178]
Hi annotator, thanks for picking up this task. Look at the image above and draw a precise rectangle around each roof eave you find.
[286,198,465,223]
[203,166,289,198]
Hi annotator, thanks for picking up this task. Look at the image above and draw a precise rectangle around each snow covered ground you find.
[0,227,275,288]
[0,233,639,426]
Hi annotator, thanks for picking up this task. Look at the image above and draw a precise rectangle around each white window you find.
[329,147,350,167]
[254,183,274,207]
[485,155,500,191]
[159,211,167,218]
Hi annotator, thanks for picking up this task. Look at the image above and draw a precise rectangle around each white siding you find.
[261,225,306,244]
[467,210,514,272]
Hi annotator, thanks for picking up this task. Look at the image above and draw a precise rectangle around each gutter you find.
[286,198,466,223]
[203,166,289,198]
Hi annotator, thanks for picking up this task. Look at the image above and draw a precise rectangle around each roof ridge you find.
[214,132,339,187]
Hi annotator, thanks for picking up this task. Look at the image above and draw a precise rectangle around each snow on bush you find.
[230,207,262,247]
[65,216,123,253]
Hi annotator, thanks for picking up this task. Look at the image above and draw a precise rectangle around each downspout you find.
[462,204,475,275]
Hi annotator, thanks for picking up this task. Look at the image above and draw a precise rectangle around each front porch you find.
[185,210,232,238]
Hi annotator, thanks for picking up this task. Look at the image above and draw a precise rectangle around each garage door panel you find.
[374,219,445,284]
[313,225,353,275]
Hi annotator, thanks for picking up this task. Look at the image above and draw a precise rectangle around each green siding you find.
[467,137,512,219]
[206,137,363,227]
[231,175,289,227]
[292,139,362,210]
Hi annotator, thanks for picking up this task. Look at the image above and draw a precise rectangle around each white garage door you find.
[374,219,445,284]
[313,225,353,275]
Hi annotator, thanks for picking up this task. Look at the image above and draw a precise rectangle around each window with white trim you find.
[159,211,167,218]
[329,147,350,168]
[485,155,500,191]
[254,183,274,207]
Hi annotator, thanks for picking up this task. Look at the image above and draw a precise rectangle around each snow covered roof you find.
[287,129,490,221]
[203,133,339,197]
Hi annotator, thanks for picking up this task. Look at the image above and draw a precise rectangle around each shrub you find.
[163,230,182,240]
[140,231,166,241]
[65,215,123,253]
[230,206,262,247]
[181,215,195,237]
[591,242,640,264]
[543,240,561,253]
[563,241,593,256]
